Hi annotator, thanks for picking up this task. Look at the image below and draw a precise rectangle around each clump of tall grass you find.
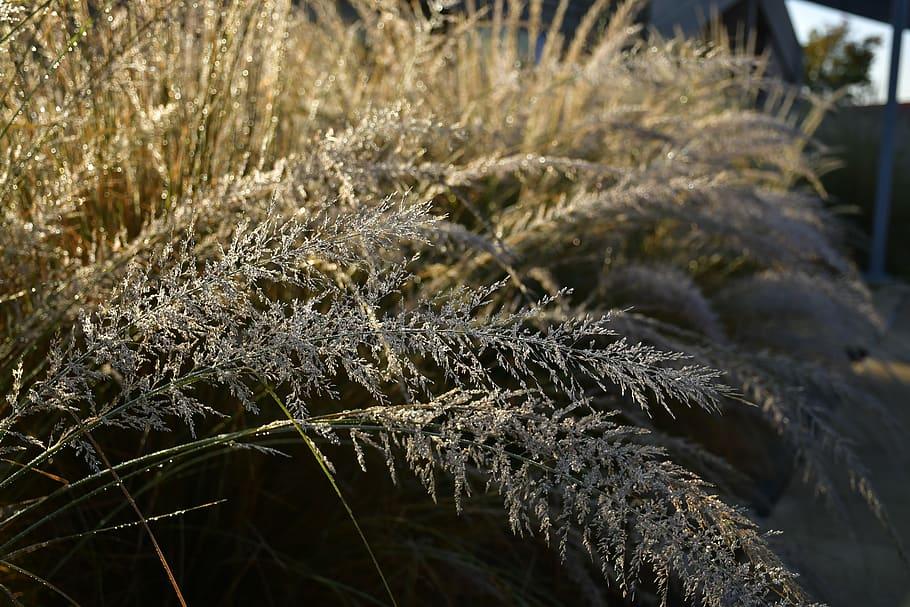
[0,0,893,604]
[283,0,888,520]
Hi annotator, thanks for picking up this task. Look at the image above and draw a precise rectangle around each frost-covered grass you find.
[0,1,893,604]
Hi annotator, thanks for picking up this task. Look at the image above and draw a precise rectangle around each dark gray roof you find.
[811,0,909,29]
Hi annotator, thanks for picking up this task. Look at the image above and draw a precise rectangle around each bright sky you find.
[786,0,910,103]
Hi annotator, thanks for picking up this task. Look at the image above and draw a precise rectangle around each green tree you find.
[803,22,881,102]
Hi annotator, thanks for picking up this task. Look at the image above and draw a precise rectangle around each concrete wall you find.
[816,103,910,277]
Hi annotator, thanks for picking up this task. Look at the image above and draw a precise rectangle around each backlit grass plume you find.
[0,0,890,604]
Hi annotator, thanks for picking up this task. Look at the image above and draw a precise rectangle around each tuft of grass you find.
[0,0,897,604]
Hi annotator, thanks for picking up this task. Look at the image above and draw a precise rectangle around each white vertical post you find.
[869,0,908,282]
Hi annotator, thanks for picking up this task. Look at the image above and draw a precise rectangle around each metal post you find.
[869,0,908,282]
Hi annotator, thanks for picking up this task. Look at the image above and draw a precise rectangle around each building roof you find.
[811,1,909,29]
